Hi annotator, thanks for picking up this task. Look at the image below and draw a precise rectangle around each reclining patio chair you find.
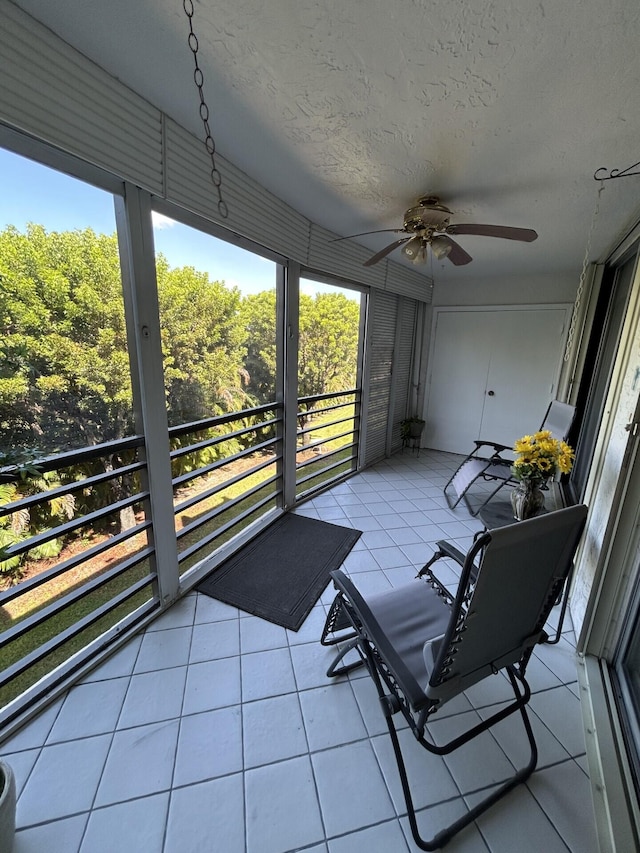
[320,504,587,850]
[443,399,575,516]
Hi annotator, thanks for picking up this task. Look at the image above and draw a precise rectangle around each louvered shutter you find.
[363,290,398,465]
[389,298,418,455]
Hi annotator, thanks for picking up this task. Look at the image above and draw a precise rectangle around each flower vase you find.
[511,480,545,521]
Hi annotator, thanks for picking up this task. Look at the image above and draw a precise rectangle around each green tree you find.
[0,225,253,450]
[297,291,360,438]
[0,224,133,451]
[240,289,361,436]
[240,289,361,406]
[240,289,278,404]
[298,291,360,397]
[0,469,75,587]
[0,225,251,535]
[0,224,361,547]
[156,258,249,425]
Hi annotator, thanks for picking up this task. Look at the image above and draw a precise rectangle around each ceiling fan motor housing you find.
[403,198,452,233]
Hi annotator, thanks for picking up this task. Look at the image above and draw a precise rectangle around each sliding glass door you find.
[570,254,635,501]
[613,559,640,796]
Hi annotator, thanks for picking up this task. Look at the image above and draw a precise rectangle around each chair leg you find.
[368,657,538,850]
[462,477,513,517]
[325,638,365,677]
[544,565,574,644]
[320,593,357,646]
[320,593,366,676]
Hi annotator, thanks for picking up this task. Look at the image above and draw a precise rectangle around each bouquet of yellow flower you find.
[511,430,574,484]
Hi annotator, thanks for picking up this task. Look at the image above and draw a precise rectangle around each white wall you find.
[431,271,579,307]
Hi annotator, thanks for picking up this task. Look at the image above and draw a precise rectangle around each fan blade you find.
[330,228,404,243]
[447,224,538,242]
[439,236,473,266]
[363,237,411,267]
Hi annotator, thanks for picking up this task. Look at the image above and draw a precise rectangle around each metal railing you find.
[0,390,359,721]
[0,402,285,722]
[295,389,360,500]
[168,403,283,571]
[0,436,154,724]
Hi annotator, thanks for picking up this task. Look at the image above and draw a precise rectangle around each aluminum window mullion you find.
[283,262,300,508]
[356,291,371,469]
[115,186,180,606]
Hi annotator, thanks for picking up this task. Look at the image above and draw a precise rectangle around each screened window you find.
[0,147,134,455]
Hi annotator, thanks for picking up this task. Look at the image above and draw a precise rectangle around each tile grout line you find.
[160,593,200,853]
[282,630,330,853]
[76,611,150,853]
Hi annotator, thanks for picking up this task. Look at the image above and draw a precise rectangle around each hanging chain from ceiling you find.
[563,182,605,363]
[183,0,228,219]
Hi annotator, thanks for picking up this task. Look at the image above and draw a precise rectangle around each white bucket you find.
[0,761,16,853]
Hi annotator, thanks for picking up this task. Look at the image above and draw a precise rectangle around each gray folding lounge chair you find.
[443,399,575,516]
[320,504,587,850]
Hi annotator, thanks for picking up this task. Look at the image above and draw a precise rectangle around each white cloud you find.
[151,212,176,230]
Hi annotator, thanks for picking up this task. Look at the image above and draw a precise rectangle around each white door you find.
[424,306,570,454]
[423,310,493,453]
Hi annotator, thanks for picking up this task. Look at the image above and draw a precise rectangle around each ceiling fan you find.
[333,195,538,267]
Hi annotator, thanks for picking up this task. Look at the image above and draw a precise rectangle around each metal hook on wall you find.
[594,160,640,181]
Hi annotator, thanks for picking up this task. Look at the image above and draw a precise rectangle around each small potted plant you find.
[0,759,16,852]
[401,417,426,440]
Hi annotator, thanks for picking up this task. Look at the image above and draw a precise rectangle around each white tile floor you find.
[1,450,599,853]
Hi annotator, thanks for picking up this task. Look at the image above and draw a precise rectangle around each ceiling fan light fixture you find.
[401,235,422,261]
[430,236,452,260]
[412,244,427,265]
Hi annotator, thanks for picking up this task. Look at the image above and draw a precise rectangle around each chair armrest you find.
[431,539,467,567]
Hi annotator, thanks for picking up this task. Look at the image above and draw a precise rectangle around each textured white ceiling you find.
[11,0,640,282]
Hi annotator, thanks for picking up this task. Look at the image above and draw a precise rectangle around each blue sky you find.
[0,147,116,234]
[0,146,354,299]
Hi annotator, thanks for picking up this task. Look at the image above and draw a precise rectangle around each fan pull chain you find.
[183,0,229,219]
[563,183,604,362]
